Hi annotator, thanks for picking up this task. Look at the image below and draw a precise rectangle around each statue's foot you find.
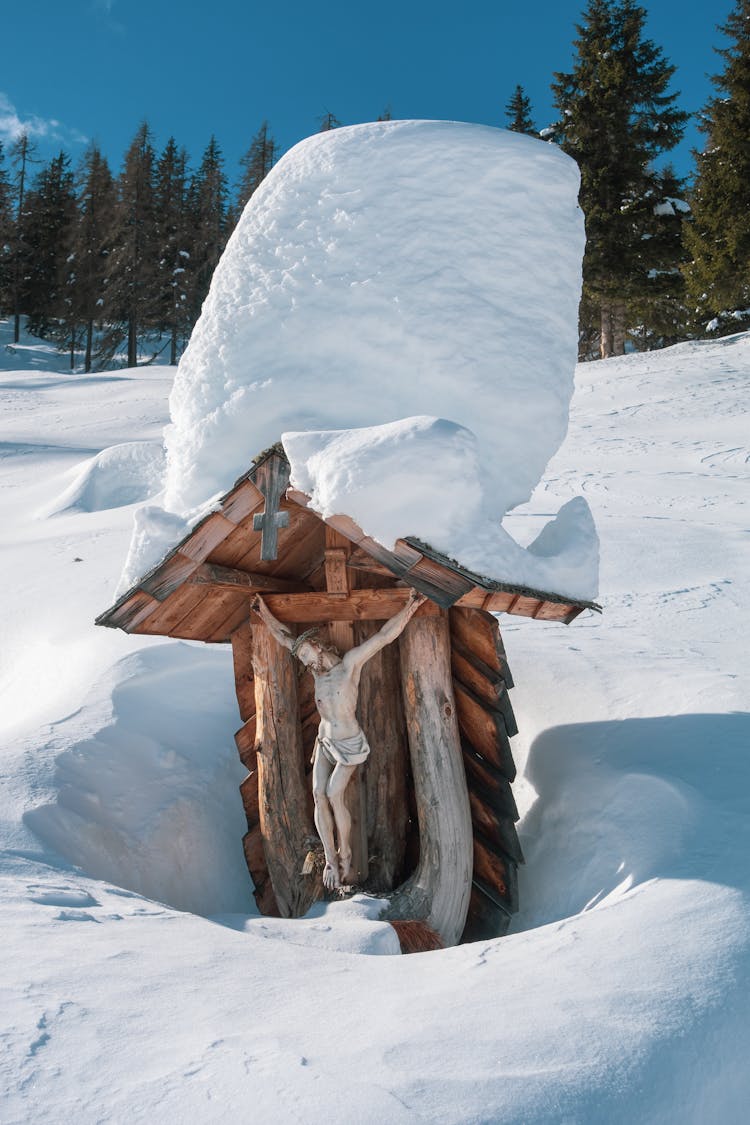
[322,861,340,890]
[338,851,354,886]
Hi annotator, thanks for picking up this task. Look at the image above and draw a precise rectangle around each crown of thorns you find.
[291,627,322,657]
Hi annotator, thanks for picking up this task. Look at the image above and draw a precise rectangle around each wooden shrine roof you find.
[96,446,601,641]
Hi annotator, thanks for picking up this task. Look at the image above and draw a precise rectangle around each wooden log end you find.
[388,919,445,954]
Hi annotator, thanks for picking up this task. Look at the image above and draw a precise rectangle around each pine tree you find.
[101,122,159,367]
[318,111,341,131]
[186,136,229,322]
[8,131,39,342]
[154,138,192,364]
[627,165,692,349]
[683,0,750,335]
[505,85,537,135]
[551,0,688,357]
[19,151,77,338]
[236,121,276,212]
[57,145,116,371]
[0,143,12,314]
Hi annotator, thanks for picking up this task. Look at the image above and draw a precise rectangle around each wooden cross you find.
[252,458,291,561]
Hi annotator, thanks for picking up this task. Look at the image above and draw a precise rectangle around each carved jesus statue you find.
[252,589,427,890]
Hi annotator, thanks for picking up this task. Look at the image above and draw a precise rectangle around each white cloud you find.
[0,93,87,147]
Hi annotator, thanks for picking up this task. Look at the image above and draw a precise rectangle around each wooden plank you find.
[321,513,366,544]
[449,607,514,687]
[403,553,475,606]
[346,548,394,578]
[467,790,524,865]
[461,741,519,821]
[454,679,516,781]
[258,587,414,622]
[451,638,518,737]
[139,551,200,601]
[203,522,260,569]
[252,621,319,918]
[234,715,258,768]
[354,621,409,893]
[179,512,238,562]
[133,585,208,637]
[507,595,545,618]
[453,588,486,609]
[472,838,519,915]
[252,873,281,917]
[168,588,245,642]
[239,771,260,824]
[220,479,264,524]
[534,600,576,621]
[476,591,517,614]
[100,589,161,631]
[461,882,512,942]
[190,562,308,594]
[230,621,255,721]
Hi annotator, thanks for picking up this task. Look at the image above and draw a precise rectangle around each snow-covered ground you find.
[2,318,748,1122]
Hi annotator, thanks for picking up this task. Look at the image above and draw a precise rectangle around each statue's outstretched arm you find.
[251,594,295,651]
[344,590,428,671]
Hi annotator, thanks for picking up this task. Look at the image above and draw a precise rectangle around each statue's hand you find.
[408,589,428,609]
[251,594,264,614]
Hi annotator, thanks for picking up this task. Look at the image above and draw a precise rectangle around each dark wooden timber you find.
[251,620,319,917]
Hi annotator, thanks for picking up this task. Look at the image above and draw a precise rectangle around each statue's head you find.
[292,628,342,672]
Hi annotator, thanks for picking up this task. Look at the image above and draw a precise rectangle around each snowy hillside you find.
[2,320,749,1122]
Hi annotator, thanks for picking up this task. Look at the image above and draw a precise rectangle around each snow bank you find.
[2,332,750,1122]
[284,416,600,599]
[151,120,595,599]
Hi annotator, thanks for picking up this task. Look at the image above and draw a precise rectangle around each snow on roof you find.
[126,120,597,601]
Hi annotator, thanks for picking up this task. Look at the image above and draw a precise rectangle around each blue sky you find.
[0,0,733,187]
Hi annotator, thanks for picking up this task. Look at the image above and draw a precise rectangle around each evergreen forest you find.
[1,0,749,368]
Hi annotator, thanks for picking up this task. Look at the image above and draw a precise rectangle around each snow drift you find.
[142,120,597,601]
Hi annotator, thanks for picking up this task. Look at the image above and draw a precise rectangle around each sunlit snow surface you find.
[148,121,598,601]
[2,321,750,1122]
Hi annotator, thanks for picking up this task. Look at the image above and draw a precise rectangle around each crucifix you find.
[252,457,290,561]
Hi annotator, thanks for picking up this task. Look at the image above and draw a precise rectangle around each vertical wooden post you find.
[252,620,319,917]
[385,607,473,947]
[355,620,409,892]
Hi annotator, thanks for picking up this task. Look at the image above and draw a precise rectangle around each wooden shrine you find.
[97,446,599,948]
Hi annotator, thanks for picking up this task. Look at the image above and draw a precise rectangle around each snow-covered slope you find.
[1,323,749,1123]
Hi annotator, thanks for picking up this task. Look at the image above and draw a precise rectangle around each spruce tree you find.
[551,0,688,357]
[236,121,276,212]
[318,111,341,131]
[58,145,116,371]
[154,137,192,364]
[8,131,39,342]
[0,143,12,314]
[505,85,537,135]
[19,151,77,339]
[683,0,750,334]
[101,122,159,367]
[186,136,229,322]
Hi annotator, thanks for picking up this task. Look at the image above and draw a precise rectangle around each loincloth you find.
[315,730,371,767]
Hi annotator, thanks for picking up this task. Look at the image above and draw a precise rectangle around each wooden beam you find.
[384,609,473,947]
[246,588,415,622]
[252,621,320,917]
[189,562,308,594]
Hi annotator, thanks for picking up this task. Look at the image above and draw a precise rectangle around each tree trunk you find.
[128,319,137,367]
[85,320,93,374]
[383,609,473,947]
[251,620,318,917]
[601,298,627,358]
